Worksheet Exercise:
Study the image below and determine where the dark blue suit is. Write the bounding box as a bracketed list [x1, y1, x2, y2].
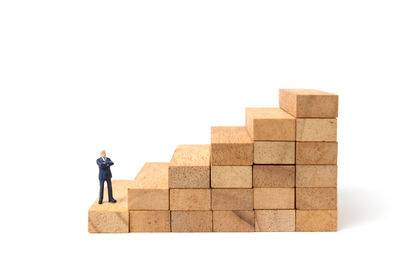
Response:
[97, 157, 115, 202]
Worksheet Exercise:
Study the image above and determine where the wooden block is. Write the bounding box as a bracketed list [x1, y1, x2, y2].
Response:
[171, 211, 212, 232]
[253, 165, 295, 188]
[245, 107, 295, 141]
[169, 144, 210, 188]
[296, 210, 337, 232]
[213, 211, 255, 232]
[279, 89, 338, 118]
[211, 126, 253, 166]
[170, 189, 211, 210]
[128, 162, 169, 211]
[254, 141, 295, 164]
[296, 188, 337, 209]
[88, 180, 133, 233]
[296, 165, 337, 187]
[296, 142, 337, 164]
[255, 210, 295, 232]
[211, 166, 252, 188]
[212, 189, 253, 210]
[129, 211, 170, 232]
[296, 118, 337, 141]
[254, 188, 294, 209]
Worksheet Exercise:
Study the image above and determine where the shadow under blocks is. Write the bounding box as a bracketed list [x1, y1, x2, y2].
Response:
[88, 89, 339, 233]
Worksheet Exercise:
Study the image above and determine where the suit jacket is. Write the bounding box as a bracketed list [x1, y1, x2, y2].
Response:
[97, 157, 114, 180]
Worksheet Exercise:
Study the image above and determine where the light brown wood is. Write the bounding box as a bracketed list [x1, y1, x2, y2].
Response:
[211, 166, 252, 188]
[88, 180, 133, 233]
[296, 118, 337, 141]
[296, 188, 337, 209]
[169, 144, 210, 188]
[129, 211, 170, 232]
[211, 126, 253, 166]
[245, 107, 295, 141]
[171, 211, 212, 232]
[128, 162, 169, 211]
[253, 165, 295, 188]
[296, 165, 337, 187]
[254, 188, 294, 209]
[279, 89, 338, 118]
[254, 141, 295, 164]
[296, 210, 337, 232]
[255, 210, 295, 232]
[170, 189, 211, 210]
[213, 211, 255, 232]
[296, 142, 337, 164]
[212, 189, 254, 210]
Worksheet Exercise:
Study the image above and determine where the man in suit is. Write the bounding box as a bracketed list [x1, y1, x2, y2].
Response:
[96, 150, 117, 204]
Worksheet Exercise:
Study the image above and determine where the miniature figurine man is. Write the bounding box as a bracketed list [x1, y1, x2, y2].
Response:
[96, 150, 117, 204]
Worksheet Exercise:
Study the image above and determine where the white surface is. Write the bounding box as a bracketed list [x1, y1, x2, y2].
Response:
[1, 1, 399, 266]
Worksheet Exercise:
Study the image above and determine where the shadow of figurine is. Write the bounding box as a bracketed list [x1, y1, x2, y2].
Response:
[96, 149, 117, 204]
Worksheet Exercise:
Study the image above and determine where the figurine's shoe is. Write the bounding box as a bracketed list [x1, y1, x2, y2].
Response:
[109, 199, 117, 203]
[98, 200, 103, 204]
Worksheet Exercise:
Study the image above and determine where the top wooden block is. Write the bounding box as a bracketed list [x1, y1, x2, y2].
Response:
[245, 108, 295, 141]
[169, 145, 210, 188]
[279, 89, 338, 118]
[211, 126, 253, 166]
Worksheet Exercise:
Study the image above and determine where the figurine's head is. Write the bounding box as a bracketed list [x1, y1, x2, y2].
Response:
[100, 150, 106, 158]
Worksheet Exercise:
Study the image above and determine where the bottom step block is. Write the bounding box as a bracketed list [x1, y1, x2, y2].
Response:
[255, 210, 295, 232]
[88, 180, 133, 233]
[213, 211, 255, 232]
[296, 210, 337, 232]
[171, 211, 212, 232]
[130, 211, 171, 232]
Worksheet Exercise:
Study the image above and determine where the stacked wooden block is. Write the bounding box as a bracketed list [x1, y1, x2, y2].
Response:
[88, 89, 338, 233]
[280, 89, 338, 231]
[245, 108, 296, 231]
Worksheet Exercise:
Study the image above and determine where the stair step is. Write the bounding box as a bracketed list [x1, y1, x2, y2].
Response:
[88, 180, 133, 233]
[211, 126, 253, 166]
[279, 89, 338, 118]
[245, 107, 295, 141]
[128, 162, 169, 211]
[169, 144, 210, 188]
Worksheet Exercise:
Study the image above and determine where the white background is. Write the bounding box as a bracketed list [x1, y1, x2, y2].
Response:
[1, 0, 399, 266]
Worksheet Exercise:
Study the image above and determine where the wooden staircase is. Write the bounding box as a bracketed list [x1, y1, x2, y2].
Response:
[88, 89, 338, 233]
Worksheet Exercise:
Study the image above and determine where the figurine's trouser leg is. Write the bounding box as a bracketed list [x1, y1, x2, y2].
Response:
[99, 179, 105, 202]
[106, 178, 114, 201]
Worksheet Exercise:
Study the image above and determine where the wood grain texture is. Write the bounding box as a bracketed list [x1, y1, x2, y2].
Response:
[296, 142, 338, 164]
[171, 211, 212, 232]
[254, 188, 295, 209]
[213, 211, 255, 232]
[88, 180, 133, 233]
[296, 188, 337, 210]
[245, 107, 295, 141]
[255, 210, 295, 232]
[296, 118, 337, 141]
[170, 189, 211, 210]
[211, 166, 252, 188]
[296, 165, 337, 187]
[212, 189, 254, 210]
[128, 162, 169, 211]
[296, 210, 337, 232]
[253, 165, 295, 188]
[254, 141, 295, 164]
[169, 145, 210, 188]
[279, 89, 338, 118]
[129, 211, 170, 232]
[211, 126, 253, 166]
